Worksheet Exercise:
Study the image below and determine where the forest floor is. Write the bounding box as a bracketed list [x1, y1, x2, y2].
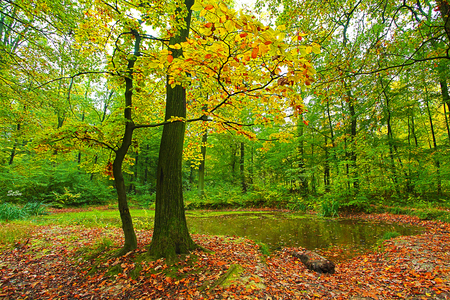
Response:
[0, 211, 449, 299]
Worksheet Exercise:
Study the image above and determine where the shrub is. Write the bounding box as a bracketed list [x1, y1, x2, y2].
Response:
[0, 159, 114, 207]
[287, 197, 311, 212]
[0, 203, 27, 221]
[0, 201, 47, 221]
[382, 231, 401, 240]
[320, 198, 340, 217]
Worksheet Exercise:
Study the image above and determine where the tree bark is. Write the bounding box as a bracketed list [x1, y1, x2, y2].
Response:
[425, 87, 442, 195]
[382, 85, 400, 195]
[113, 29, 142, 255]
[148, 0, 199, 261]
[297, 116, 308, 195]
[437, 0, 450, 42]
[324, 135, 330, 192]
[347, 93, 358, 192]
[240, 142, 247, 193]
[439, 80, 450, 143]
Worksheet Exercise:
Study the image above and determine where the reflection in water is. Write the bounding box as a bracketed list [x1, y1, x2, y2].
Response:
[186, 213, 424, 260]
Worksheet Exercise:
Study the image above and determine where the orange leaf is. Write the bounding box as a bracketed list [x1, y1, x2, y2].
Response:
[204, 4, 214, 10]
[205, 22, 213, 28]
[251, 46, 259, 58]
[240, 32, 248, 38]
[205, 54, 212, 59]
[167, 55, 173, 63]
[264, 41, 272, 45]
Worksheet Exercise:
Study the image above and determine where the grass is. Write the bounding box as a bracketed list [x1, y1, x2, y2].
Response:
[0, 222, 35, 249]
[33, 208, 276, 230]
[382, 231, 401, 240]
[36, 209, 155, 229]
[0, 201, 48, 222]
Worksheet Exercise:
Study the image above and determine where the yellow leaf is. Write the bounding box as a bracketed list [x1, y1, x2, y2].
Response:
[311, 42, 321, 54]
[169, 44, 182, 49]
[224, 20, 234, 32]
[191, 1, 203, 11]
[259, 43, 269, 55]
[219, 2, 228, 12]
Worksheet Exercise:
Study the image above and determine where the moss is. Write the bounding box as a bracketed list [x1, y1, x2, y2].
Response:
[209, 264, 244, 290]
[105, 264, 123, 277]
[129, 264, 143, 280]
[256, 242, 270, 256]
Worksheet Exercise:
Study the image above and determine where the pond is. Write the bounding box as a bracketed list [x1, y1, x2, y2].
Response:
[185, 212, 424, 260]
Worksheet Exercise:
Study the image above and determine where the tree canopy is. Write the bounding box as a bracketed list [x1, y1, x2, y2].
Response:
[1, 0, 450, 259]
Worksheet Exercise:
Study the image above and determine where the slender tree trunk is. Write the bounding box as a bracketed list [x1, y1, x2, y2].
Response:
[439, 80, 450, 143]
[113, 29, 142, 255]
[340, 100, 350, 191]
[144, 144, 149, 185]
[8, 123, 20, 165]
[324, 135, 330, 192]
[297, 116, 308, 195]
[148, 0, 199, 261]
[240, 142, 247, 193]
[310, 141, 316, 194]
[90, 155, 98, 181]
[249, 145, 254, 185]
[198, 131, 207, 197]
[382, 87, 400, 195]
[325, 100, 338, 189]
[411, 110, 419, 148]
[113, 122, 137, 254]
[425, 90, 442, 195]
[231, 144, 237, 177]
[9, 145, 16, 165]
[77, 112, 85, 166]
[348, 96, 358, 192]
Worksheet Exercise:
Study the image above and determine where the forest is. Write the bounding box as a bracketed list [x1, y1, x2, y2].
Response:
[1, 0, 450, 298]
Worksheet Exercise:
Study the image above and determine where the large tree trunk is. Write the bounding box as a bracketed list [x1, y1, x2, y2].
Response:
[148, 0, 199, 261]
[438, 0, 450, 42]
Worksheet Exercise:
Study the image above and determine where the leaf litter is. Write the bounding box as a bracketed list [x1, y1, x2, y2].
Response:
[0, 213, 449, 299]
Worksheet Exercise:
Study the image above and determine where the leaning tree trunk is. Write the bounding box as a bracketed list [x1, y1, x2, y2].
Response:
[113, 128, 138, 255]
[113, 29, 141, 255]
[148, 0, 199, 261]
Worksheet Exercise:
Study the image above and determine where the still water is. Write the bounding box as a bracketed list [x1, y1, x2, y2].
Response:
[186, 212, 424, 259]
